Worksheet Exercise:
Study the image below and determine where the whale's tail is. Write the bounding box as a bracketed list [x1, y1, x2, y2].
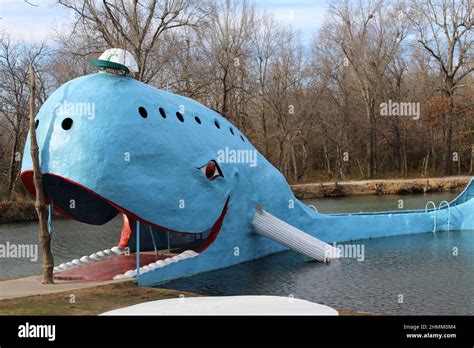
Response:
[253, 205, 341, 262]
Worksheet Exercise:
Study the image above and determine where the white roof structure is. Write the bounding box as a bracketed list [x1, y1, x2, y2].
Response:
[100, 296, 339, 316]
[91, 48, 139, 74]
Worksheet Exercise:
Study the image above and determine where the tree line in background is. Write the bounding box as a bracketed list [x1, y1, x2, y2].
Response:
[0, 0, 473, 200]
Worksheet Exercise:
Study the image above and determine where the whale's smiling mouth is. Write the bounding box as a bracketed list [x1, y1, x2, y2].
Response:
[20, 171, 229, 255]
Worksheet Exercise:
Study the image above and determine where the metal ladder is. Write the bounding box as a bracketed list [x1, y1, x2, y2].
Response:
[425, 201, 437, 233]
[438, 201, 451, 232]
[425, 200, 451, 233]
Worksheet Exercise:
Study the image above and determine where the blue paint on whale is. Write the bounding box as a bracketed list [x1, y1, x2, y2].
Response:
[21, 72, 474, 286]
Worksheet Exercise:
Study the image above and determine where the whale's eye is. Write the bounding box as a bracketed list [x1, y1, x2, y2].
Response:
[61, 118, 73, 130]
[200, 160, 223, 181]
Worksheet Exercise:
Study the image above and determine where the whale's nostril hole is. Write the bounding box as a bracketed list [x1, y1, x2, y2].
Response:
[229, 127, 234, 135]
[61, 118, 73, 130]
[195, 116, 201, 124]
[214, 120, 220, 129]
[35, 119, 39, 129]
[176, 112, 184, 122]
[138, 106, 148, 118]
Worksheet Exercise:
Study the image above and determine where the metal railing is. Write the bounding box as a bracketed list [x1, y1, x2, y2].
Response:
[438, 200, 451, 232]
[425, 201, 437, 233]
[425, 200, 451, 233]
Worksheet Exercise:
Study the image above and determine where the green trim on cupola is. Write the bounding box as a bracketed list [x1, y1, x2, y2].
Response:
[91, 59, 130, 73]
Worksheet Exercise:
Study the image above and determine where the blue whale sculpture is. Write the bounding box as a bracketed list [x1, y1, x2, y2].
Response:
[21, 71, 474, 286]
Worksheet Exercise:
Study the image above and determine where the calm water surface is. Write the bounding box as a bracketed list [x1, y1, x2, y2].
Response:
[2, 192, 473, 315]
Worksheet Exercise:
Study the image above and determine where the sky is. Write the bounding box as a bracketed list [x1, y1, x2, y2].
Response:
[0, 0, 329, 42]
[256, 0, 328, 40]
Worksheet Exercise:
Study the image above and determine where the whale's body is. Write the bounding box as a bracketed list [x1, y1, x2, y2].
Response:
[21, 72, 474, 286]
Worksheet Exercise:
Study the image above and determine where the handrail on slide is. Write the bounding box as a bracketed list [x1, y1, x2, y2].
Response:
[425, 201, 437, 233]
[425, 200, 452, 234]
[438, 200, 451, 232]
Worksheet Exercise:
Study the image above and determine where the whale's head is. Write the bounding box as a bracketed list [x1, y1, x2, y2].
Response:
[20, 72, 254, 246]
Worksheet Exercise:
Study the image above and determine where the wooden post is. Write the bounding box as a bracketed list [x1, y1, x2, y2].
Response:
[28, 64, 54, 284]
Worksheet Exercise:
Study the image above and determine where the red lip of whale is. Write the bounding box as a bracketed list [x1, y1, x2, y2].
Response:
[20, 170, 229, 253]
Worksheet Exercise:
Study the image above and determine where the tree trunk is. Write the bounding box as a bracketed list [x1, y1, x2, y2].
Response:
[470, 144, 474, 175]
[28, 64, 54, 284]
[366, 101, 377, 179]
[431, 126, 436, 176]
[444, 119, 453, 175]
[290, 142, 298, 182]
[443, 79, 455, 176]
[261, 106, 269, 156]
[7, 136, 19, 197]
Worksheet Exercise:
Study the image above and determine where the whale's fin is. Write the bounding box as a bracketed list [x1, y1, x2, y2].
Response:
[253, 205, 341, 262]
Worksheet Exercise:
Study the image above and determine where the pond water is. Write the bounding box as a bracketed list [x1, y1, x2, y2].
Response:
[162, 228, 474, 315]
[2, 191, 473, 315]
[304, 191, 457, 214]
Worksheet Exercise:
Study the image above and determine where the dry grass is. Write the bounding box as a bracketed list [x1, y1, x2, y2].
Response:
[0, 281, 200, 315]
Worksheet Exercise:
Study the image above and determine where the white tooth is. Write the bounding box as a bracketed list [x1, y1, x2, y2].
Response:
[66, 262, 74, 267]
[174, 254, 186, 261]
[113, 274, 126, 280]
[182, 250, 199, 258]
[53, 267, 60, 272]
[89, 253, 100, 260]
[124, 270, 137, 278]
[111, 246, 123, 255]
[72, 259, 81, 266]
[148, 264, 158, 270]
[103, 249, 112, 256]
[96, 251, 105, 258]
[142, 265, 151, 272]
[80, 256, 90, 263]
[154, 260, 165, 268]
[59, 263, 67, 269]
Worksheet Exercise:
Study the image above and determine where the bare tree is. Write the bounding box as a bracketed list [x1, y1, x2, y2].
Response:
[328, 0, 409, 178]
[28, 64, 55, 284]
[406, 0, 473, 175]
[196, 0, 257, 130]
[57, 0, 213, 82]
[252, 13, 280, 156]
[0, 35, 47, 197]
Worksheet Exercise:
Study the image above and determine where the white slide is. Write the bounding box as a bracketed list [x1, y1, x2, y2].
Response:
[253, 205, 341, 262]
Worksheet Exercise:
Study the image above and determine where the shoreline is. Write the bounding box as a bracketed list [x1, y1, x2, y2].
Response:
[0, 176, 470, 224]
[0, 201, 63, 224]
[291, 176, 470, 199]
